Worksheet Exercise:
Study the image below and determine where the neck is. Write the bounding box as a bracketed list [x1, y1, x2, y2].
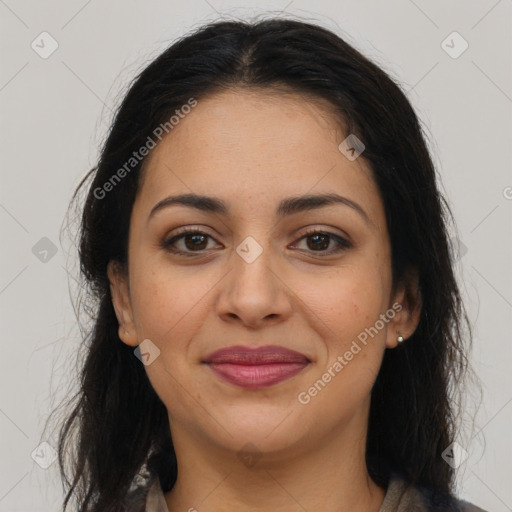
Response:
[164, 413, 386, 512]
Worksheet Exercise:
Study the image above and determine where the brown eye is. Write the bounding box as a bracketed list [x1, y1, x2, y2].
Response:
[294, 229, 352, 255]
[183, 233, 208, 251]
[306, 233, 330, 251]
[162, 229, 219, 255]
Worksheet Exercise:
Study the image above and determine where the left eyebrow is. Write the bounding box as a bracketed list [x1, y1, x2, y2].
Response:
[275, 193, 371, 225]
[148, 192, 371, 226]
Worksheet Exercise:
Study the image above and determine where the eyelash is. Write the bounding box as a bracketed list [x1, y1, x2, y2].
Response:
[161, 227, 352, 257]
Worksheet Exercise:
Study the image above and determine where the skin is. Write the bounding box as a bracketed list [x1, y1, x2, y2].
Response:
[108, 88, 421, 512]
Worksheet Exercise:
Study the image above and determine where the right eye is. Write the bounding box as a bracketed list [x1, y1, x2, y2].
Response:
[161, 228, 222, 256]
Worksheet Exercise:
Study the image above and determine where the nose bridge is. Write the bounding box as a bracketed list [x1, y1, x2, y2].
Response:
[231, 233, 278, 296]
[216, 233, 292, 326]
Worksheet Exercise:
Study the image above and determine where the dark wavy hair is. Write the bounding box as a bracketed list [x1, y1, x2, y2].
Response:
[49, 17, 475, 511]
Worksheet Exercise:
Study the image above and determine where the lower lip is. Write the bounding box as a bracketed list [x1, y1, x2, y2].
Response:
[206, 362, 308, 389]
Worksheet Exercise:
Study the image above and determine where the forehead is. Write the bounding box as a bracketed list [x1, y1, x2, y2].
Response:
[142, 89, 340, 170]
[136, 88, 380, 220]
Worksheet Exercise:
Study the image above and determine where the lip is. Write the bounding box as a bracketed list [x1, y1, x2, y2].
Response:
[203, 345, 310, 389]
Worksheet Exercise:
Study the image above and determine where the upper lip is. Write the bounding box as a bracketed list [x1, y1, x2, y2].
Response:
[203, 345, 310, 365]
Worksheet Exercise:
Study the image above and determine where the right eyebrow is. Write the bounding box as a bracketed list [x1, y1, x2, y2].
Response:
[149, 193, 228, 221]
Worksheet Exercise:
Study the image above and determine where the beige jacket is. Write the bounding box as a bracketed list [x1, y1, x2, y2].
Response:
[141, 475, 488, 512]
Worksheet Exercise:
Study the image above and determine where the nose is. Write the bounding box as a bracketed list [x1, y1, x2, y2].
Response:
[215, 239, 294, 329]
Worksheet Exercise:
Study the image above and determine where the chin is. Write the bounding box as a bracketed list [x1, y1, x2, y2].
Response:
[203, 406, 311, 456]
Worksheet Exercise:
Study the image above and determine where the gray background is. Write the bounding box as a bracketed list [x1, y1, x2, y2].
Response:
[1, 1, 511, 510]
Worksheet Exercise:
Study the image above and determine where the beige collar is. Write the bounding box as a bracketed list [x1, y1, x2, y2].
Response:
[144, 475, 486, 512]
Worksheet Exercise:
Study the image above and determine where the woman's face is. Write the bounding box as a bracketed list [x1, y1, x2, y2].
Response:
[109, 88, 418, 458]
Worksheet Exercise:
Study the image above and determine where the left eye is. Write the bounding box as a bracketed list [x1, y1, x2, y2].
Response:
[293, 230, 352, 254]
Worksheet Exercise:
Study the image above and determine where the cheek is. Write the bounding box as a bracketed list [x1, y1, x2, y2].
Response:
[337, 285, 385, 337]
[297, 280, 388, 414]
[128, 262, 213, 351]
[301, 263, 388, 335]
[128, 265, 212, 416]
[295, 261, 390, 392]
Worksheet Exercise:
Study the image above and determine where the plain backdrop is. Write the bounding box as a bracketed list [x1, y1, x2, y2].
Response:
[1, 1, 511, 511]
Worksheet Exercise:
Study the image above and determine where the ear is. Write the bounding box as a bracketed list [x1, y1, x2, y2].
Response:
[107, 260, 139, 347]
[385, 267, 422, 349]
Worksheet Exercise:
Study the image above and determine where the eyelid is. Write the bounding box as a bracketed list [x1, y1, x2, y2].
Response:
[297, 225, 352, 244]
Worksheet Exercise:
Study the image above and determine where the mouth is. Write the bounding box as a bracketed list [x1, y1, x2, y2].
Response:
[202, 345, 310, 389]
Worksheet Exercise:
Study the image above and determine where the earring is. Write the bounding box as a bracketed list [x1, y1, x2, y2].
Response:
[397, 333, 404, 343]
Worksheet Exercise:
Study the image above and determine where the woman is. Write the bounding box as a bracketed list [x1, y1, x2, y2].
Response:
[54, 18, 486, 512]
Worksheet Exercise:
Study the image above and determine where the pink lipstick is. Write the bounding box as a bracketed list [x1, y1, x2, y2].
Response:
[203, 345, 309, 389]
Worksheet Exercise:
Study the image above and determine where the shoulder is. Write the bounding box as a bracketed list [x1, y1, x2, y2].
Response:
[122, 483, 152, 512]
[122, 473, 163, 512]
[382, 475, 488, 512]
[143, 477, 170, 512]
[124, 475, 169, 512]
